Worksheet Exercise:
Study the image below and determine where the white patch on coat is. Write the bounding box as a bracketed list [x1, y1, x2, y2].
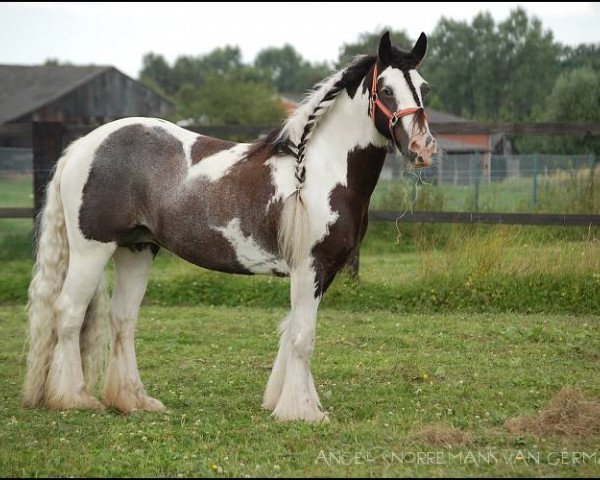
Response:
[265, 155, 296, 208]
[379, 67, 427, 137]
[267, 76, 389, 262]
[213, 218, 288, 275]
[300, 84, 387, 248]
[187, 143, 250, 182]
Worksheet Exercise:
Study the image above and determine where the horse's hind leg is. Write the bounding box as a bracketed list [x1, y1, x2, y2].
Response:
[45, 244, 115, 410]
[102, 246, 165, 414]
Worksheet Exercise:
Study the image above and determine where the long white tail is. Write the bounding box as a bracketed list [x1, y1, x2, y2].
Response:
[23, 152, 110, 407]
[278, 190, 311, 269]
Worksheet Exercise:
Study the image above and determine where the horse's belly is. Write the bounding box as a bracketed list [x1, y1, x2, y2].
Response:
[156, 216, 289, 277]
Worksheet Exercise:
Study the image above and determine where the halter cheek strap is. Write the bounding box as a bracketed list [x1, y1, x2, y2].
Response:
[370, 63, 426, 135]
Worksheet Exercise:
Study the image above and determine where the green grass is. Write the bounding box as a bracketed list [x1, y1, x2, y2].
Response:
[0, 174, 33, 208]
[2, 187, 600, 476]
[1, 305, 600, 477]
[3, 219, 600, 313]
[2, 161, 600, 475]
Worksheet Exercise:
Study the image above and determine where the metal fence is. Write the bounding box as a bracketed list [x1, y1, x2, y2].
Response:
[376, 152, 599, 214]
[1, 143, 599, 219]
[1, 146, 598, 214]
[0, 147, 33, 174]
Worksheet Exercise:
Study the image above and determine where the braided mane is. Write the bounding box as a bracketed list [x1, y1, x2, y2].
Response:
[263, 54, 378, 268]
[247, 55, 377, 188]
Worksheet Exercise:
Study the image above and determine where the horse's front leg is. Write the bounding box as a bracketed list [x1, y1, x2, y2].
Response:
[264, 258, 326, 422]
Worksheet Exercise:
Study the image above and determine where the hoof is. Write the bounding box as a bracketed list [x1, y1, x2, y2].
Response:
[138, 395, 166, 412]
[272, 405, 329, 423]
[102, 393, 165, 414]
[45, 392, 105, 411]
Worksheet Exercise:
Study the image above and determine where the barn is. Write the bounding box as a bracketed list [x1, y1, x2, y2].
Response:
[0, 64, 174, 147]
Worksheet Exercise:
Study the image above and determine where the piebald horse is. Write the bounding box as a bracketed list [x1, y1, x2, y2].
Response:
[24, 32, 436, 421]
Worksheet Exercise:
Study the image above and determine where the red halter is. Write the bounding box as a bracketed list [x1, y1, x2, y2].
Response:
[369, 63, 426, 134]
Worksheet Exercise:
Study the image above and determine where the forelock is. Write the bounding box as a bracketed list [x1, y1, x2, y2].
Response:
[383, 47, 420, 71]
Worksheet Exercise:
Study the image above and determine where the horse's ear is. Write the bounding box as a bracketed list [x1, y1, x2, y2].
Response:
[378, 31, 393, 63]
[411, 32, 428, 67]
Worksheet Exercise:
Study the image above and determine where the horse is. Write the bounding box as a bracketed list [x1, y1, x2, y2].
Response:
[23, 31, 437, 422]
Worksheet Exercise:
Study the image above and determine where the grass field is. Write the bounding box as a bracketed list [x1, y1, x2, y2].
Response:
[1, 185, 600, 476]
[0, 175, 33, 208]
[2, 306, 600, 477]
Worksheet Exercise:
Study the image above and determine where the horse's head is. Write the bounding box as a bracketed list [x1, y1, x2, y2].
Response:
[369, 31, 437, 167]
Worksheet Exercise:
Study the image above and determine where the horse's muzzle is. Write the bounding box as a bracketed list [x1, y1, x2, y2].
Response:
[409, 133, 437, 168]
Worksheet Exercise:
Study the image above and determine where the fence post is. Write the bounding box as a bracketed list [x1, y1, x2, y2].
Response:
[32, 122, 66, 220]
[532, 153, 538, 208]
[589, 152, 596, 203]
[471, 153, 480, 211]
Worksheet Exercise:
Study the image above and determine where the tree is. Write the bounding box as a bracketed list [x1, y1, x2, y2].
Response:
[496, 8, 561, 120]
[44, 58, 72, 66]
[140, 53, 175, 94]
[561, 43, 600, 72]
[254, 45, 332, 93]
[175, 75, 286, 126]
[544, 67, 600, 154]
[336, 28, 412, 68]
[424, 8, 561, 121]
[140, 46, 246, 95]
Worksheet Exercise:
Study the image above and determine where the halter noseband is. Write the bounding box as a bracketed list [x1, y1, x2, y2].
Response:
[369, 63, 426, 137]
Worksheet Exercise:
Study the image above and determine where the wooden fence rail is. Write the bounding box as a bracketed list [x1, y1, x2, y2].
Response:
[3, 122, 600, 138]
[370, 211, 600, 226]
[6, 207, 600, 226]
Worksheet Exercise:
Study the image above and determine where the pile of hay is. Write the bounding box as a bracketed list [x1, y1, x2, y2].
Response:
[506, 387, 600, 437]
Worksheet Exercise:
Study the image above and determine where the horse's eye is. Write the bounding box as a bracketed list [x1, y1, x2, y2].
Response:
[421, 83, 431, 98]
[381, 87, 393, 96]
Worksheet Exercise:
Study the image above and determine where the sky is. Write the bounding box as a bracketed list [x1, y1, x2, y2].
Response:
[0, 2, 598, 79]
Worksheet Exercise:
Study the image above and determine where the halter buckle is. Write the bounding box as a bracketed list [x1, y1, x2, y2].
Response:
[389, 112, 400, 127]
[370, 92, 378, 107]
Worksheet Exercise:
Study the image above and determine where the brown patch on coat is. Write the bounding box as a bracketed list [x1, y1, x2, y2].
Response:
[506, 388, 600, 437]
[79, 124, 185, 245]
[311, 144, 387, 293]
[190, 136, 236, 165]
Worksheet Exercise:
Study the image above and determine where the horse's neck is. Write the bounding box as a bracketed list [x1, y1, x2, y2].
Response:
[303, 87, 388, 201]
